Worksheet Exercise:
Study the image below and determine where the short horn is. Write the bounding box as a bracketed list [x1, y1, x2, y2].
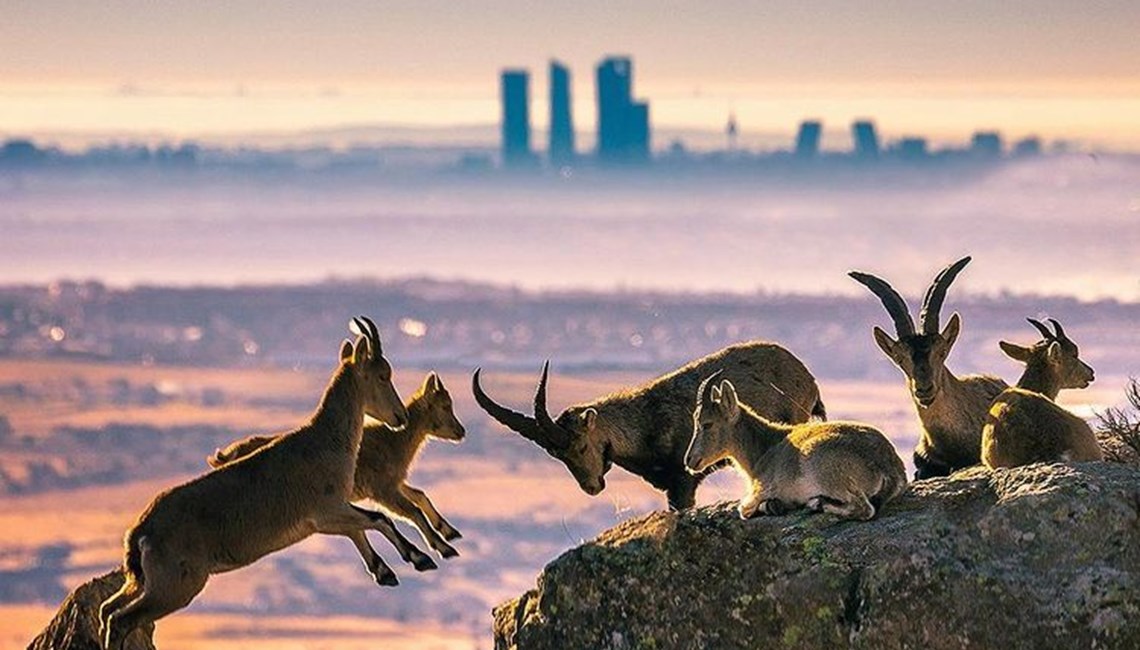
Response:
[360, 316, 382, 353]
[1027, 318, 1054, 341]
[534, 361, 573, 449]
[848, 271, 916, 337]
[349, 316, 368, 339]
[471, 368, 543, 442]
[1046, 318, 1068, 341]
[919, 256, 971, 334]
[697, 369, 725, 406]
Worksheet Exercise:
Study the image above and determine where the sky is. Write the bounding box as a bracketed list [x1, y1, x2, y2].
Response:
[2, 0, 1139, 149]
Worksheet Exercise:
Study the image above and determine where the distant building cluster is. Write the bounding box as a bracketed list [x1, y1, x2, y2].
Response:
[501, 56, 650, 169]
[499, 55, 1049, 170]
[0, 55, 1070, 176]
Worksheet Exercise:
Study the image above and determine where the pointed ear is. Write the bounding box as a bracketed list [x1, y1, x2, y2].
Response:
[1047, 341, 1063, 364]
[424, 371, 442, 393]
[941, 312, 961, 348]
[340, 338, 354, 363]
[351, 336, 372, 365]
[581, 408, 598, 431]
[710, 384, 723, 404]
[718, 380, 741, 422]
[999, 340, 1032, 362]
[872, 326, 898, 357]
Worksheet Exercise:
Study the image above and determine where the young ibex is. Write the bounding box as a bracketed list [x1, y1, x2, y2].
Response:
[98, 318, 434, 650]
[473, 341, 826, 510]
[208, 371, 466, 560]
[981, 318, 1103, 468]
[686, 372, 907, 520]
[849, 256, 1008, 479]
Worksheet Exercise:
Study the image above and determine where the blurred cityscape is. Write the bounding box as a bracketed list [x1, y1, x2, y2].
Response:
[0, 55, 1103, 179]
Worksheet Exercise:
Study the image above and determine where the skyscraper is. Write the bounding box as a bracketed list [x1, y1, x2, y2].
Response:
[501, 69, 532, 167]
[595, 56, 650, 164]
[794, 120, 822, 158]
[852, 120, 880, 160]
[548, 60, 575, 165]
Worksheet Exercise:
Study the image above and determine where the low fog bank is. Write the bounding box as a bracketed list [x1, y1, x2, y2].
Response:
[0, 155, 1137, 300]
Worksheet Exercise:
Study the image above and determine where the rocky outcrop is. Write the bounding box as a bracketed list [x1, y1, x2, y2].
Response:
[494, 463, 1140, 650]
[28, 570, 154, 650]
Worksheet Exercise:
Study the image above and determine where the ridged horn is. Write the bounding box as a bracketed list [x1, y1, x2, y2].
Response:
[471, 368, 544, 443]
[918, 256, 971, 335]
[697, 369, 725, 406]
[1027, 318, 1055, 341]
[534, 361, 573, 449]
[848, 271, 916, 338]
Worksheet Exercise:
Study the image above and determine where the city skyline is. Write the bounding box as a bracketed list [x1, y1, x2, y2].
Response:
[1, 2, 1139, 149]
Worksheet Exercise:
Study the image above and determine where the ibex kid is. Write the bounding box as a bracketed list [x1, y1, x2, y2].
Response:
[686, 371, 907, 520]
[982, 318, 1103, 468]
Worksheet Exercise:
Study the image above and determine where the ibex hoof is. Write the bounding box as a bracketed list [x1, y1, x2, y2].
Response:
[438, 545, 460, 559]
[412, 555, 438, 572]
[442, 528, 462, 542]
[375, 572, 399, 587]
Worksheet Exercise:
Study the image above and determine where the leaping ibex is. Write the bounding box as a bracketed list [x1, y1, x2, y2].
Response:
[982, 318, 1102, 468]
[209, 371, 467, 562]
[98, 318, 434, 650]
[472, 341, 825, 510]
[686, 372, 906, 520]
[849, 256, 1008, 479]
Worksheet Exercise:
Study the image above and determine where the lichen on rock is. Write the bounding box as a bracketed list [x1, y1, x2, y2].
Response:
[494, 463, 1140, 650]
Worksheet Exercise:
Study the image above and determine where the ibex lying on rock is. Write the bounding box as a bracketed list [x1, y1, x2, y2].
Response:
[98, 318, 433, 650]
[982, 318, 1103, 468]
[209, 371, 466, 560]
[473, 341, 825, 510]
[686, 372, 907, 520]
[850, 256, 1008, 479]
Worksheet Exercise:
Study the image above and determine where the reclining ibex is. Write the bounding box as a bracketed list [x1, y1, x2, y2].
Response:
[849, 256, 1008, 479]
[209, 371, 466, 561]
[472, 341, 825, 510]
[982, 318, 1103, 468]
[98, 318, 433, 650]
[685, 371, 906, 520]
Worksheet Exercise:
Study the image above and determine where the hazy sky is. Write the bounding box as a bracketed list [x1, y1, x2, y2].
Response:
[3, 1, 1139, 147]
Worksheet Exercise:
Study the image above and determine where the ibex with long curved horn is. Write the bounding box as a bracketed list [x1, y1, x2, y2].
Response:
[472, 341, 826, 510]
[849, 256, 1007, 479]
[982, 318, 1102, 468]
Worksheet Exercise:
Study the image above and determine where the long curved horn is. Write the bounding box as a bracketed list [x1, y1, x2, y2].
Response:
[1027, 318, 1054, 341]
[534, 361, 573, 449]
[471, 368, 543, 442]
[918, 256, 971, 334]
[697, 369, 725, 406]
[1046, 318, 1068, 342]
[848, 271, 915, 337]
